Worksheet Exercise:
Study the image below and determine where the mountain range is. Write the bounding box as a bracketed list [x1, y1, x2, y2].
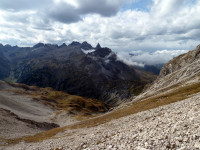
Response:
[0, 41, 156, 105]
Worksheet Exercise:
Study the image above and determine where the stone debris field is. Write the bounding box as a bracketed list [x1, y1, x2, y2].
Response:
[6, 92, 200, 150]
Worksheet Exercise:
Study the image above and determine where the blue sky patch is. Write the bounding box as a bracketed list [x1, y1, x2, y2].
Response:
[121, 0, 153, 12]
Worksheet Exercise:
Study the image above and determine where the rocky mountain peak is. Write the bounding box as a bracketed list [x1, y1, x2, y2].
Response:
[59, 43, 67, 48]
[90, 47, 112, 58]
[81, 41, 93, 50]
[69, 41, 81, 47]
[44, 44, 58, 49]
[95, 43, 101, 50]
[33, 43, 45, 48]
[4, 44, 12, 48]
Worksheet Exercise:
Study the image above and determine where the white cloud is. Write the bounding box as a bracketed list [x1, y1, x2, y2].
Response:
[117, 49, 189, 66]
[151, 0, 185, 17]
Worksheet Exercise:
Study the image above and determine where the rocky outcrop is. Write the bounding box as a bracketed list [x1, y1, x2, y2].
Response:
[68, 41, 81, 47]
[33, 43, 45, 48]
[137, 45, 200, 98]
[81, 41, 93, 50]
[160, 44, 200, 78]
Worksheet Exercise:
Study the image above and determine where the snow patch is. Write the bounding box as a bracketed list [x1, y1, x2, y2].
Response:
[104, 59, 110, 63]
[31, 48, 39, 52]
[81, 48, 96, 54]
[106, 51, 115, 59]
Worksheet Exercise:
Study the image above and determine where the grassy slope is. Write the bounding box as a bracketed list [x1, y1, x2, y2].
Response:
[4, 80, 200, 145]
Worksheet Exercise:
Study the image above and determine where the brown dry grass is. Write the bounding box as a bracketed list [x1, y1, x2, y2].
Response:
[5, 81, 200, 145]
[7, 82, 39, 91]
[7, 83, 111, 117]
[31, 89, 111, 116]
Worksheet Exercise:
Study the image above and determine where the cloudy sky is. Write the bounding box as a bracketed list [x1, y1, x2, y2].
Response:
[0, 0, 199, 64]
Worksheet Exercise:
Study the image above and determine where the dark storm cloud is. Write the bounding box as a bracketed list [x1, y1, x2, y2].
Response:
[78, 0, 122, 17]
[30, 15, 53, 30]
[0, 0, 123, 24]
[46, 0, 123, 23]
[47, 2, 82, 24]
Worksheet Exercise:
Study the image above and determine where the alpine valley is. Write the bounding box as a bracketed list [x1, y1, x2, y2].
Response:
[0, 41, 156, 105]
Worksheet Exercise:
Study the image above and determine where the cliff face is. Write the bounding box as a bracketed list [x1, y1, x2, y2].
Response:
[159, 45, 200, 78]
[135, 45, 200, 100]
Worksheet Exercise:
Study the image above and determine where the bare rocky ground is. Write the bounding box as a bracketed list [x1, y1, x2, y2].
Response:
[0, 108, 45, 140]
[2, 92, 199, 150]
[0, 81, 77, 142]
[138, 45, 200, 100]
[0, 81, 55, 123]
